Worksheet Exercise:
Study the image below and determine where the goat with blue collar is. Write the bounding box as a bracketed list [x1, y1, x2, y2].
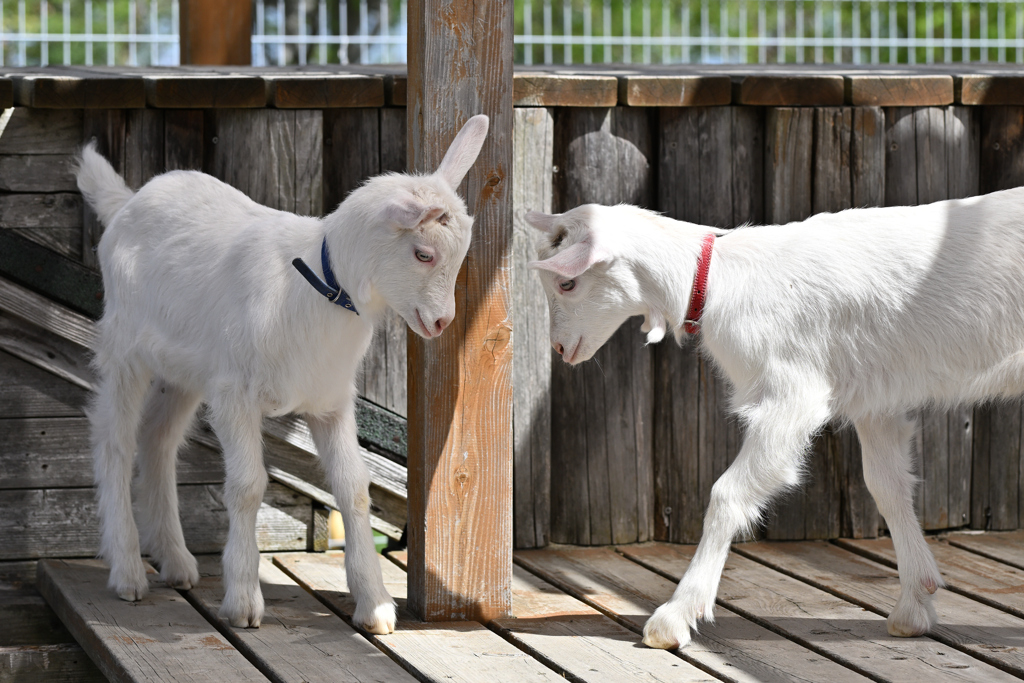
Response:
[77, 115, 489, 635]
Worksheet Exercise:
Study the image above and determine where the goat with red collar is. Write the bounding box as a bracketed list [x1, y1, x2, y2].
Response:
[526, 190, 1024, 649]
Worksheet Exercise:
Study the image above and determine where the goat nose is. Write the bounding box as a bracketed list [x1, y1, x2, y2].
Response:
[435, 316, 451, 334]
[553, 342, 564, 355]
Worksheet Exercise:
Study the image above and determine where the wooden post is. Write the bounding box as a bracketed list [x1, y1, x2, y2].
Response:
[179, 0, 252, 66]
[405, 0, 513, 620]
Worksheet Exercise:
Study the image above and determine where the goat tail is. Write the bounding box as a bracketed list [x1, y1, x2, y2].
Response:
[75, 140, 134, 227]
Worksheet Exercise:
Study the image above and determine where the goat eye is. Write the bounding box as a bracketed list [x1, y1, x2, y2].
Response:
[559, 279, 576, 292]
[415, 249, 434, 263]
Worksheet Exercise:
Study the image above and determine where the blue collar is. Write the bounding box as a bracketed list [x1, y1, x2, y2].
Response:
[291, 238, 359, 314]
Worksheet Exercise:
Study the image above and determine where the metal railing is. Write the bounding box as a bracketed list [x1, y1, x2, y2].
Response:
[1, 0, 179, 66]
[516, 0, 1024, 64]
[2, 0, 1023, 67]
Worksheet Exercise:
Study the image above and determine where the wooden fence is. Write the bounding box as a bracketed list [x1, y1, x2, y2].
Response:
[2, 67, 1024, 568]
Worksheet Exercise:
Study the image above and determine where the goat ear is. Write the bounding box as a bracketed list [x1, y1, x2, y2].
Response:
[528, 239, 609, 280]
[436, 115, 489, 189]
[525, 210, 558, 233]
[384, 194, 445, 230]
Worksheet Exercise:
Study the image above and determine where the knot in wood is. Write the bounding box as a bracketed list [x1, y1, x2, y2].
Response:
[454, 466, 470, 485]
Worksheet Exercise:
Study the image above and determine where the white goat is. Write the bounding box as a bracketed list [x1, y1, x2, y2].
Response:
[76, 115, 489, 633]
[527, 190, 1024, 649]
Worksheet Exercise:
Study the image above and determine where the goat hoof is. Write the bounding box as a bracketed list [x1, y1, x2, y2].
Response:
[220, 587, 265, 629]
[887, 592, 936, 637]
[357, 601, 397, 635]
[643, 604, 692, 650]
[159, 550, 200, 590]
[110, 561, 149, 602]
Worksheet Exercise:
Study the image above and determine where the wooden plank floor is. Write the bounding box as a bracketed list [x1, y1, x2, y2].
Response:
[30, 533, 1024, 682]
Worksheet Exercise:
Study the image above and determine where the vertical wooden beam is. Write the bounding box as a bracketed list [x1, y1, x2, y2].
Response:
[512, 107, 553, 549]
[179, 0, 252, 66]
[406, 0, 513, 621]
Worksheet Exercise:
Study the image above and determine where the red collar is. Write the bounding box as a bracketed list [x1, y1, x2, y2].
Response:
[683, 233, 716, 335]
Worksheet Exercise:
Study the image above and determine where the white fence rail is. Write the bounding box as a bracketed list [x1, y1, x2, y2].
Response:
[2, 0, 1023, 67]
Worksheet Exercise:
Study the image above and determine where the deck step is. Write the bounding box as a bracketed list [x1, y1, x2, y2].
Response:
[36, 558, 267, 682]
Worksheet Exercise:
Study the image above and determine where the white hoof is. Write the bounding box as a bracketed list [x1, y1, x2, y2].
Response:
[887, 588, 937, 637]
[158, 549, 200, 590]
[355, 600, 397, 635]
[109, 559, 149, 602]
[643, 603, 693, 650]
[220, 586, 265, 629]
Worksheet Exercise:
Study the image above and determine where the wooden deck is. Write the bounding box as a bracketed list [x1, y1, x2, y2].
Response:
[16, 532, 1023, 682]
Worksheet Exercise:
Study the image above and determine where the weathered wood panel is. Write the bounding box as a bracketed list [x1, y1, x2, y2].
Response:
[405, 0, 514, 622]
[275, 553, 558, 682]
[549, 107, 654, 546]
[163, 109, 205, 171]
[512, 107, 553, 550]
[185, 555, 414, 683]
[0, 155, 77, 192]
[205, 109, 323, 214]
[946, 529, 1024, 570]
[0, 417, 224, 489]
[0, 590, 75, 646]
[0, 643, 107, 683]
[653, 106, 759, 544]
[625, 542, 1019, 681]
[838, 536, 1024, 619]
[0, 483, 314, 560]
[515, 546, 869, 683]
[0, 109, 83, 155]
[37, 558, 265, 683]
[737, 540, 1024, 676]
[81, 110, 126, 270]
[0, 350, 87, 418]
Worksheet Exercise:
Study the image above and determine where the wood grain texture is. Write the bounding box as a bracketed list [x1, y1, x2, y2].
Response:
[623, 542, 1017, 682]
[37, 558, 266, 683]
[618, 75, 731, 107]
[163, 109, 205, 171]
[733, 74, 844, 105]
[549, 107, 654, 547]
[275, 553, 560, 682]
[764, 107, 813, 224]
[145, 74, 266, 108]
[736, 540, 1024, 677]
[265, 73, 385, 108]
[513, 74, 617, 107]
[512, 107, 553, 550]
[0, 483, 314, 560]
[185, 555, 413, 682]
[81, 109, 126, 270]
[958, 75, 1024, 105]
[515, 546, 870, 683]
[406, 0, 514, 622]
[0, 416, 224, 489]
[0, 589, 74, 646]
[0, 154, 77, 192]
[205, 109, 323, 215]
[9, 70, 145, 108]
[945, 530, 1024, 571]
[390, 550, 714, 683]
[838, 537, 1024, 619]
[851, 106, 885, 209]
[179, 0, 252, 66]
[846, 75, 954, 106]
[0, 643, 106, 683]
[0, 350, 87, 418]
[124, 108, 165, 191]
[0, 193, 83, 229]
[654, 106, 758, 544]
[0, 108, 82, 155]
[0, 274, 96, 349]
